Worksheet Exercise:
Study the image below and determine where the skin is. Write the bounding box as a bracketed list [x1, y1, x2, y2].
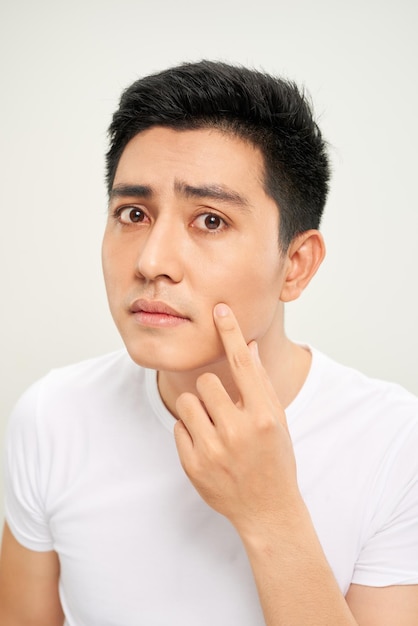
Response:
[175, 303, 418, 625]
[1, 126, 417, 624]
[102, 127, 317, 409]
[0, 523, 64, 625]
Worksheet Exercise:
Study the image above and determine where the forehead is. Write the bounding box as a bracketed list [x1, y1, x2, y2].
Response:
[113, 126, 268, 198]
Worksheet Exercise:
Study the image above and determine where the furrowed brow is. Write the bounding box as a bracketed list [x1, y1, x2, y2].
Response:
[175, 181, 251, 211]
[110, 184, 153, 199]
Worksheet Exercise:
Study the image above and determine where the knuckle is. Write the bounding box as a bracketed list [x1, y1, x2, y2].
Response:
[201, 436, 222, 460]
[176, 392, 197, 417]
[256, 412, 277, 433]
[187, 455, 204, 477]
[222, 424, 241, 448]
[232, 348, 253, 370]
[197, 371, 218, 389]
[217, 316, 237, 333]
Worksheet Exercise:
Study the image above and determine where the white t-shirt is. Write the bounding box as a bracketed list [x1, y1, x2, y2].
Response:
[4, 348, 418, 625]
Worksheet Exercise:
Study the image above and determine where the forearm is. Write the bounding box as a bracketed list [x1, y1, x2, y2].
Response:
[0, 524, 64, 626]
[238, 500, 358, 626]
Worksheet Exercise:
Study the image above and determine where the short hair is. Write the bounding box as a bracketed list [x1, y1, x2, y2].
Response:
[106, 60, 330, 249]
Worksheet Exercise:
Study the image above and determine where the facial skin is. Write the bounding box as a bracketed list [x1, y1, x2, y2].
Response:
[102, 126, 323, 407]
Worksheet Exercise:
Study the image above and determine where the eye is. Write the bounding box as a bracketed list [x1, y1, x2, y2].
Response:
[116, 206, 148, 224]
[194, 213, 227, 232]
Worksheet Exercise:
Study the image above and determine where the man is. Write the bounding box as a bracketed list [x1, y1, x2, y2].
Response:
[0, 60, 417, 625]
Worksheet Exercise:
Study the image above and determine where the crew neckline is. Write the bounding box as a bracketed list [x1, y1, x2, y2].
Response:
[145, 346, 323, 434]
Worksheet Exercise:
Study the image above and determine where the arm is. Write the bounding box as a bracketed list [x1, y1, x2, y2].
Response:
[174, 303, 417, 625]
[346, 583, 418, 625]
[0, 523, 64, 626]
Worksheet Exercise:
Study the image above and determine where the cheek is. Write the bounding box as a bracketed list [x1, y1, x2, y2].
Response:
[102, 251, 117, 298]
[201, 258, 283, 338]
[101, 232, 115, 279]
[233, 289, 280, 341]
[102, 236, 132, 288]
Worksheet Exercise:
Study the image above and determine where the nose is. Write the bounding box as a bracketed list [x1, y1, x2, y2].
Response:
[135, 215, 184, 283]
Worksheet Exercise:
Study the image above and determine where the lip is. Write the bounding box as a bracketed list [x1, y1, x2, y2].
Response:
[130, 299, 187, 317]
[130, 299, 190, 328]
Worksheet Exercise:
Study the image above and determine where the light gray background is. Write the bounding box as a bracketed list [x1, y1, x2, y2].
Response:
[1, 0, 417, 526]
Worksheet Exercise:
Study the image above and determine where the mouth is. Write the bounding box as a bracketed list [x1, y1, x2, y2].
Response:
[130, 299, 191, 328]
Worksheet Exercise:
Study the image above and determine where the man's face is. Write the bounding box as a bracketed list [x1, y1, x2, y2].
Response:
[102, 126, 288, 373]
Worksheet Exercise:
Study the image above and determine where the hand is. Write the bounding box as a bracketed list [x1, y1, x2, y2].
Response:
[174, 303, 301, 536]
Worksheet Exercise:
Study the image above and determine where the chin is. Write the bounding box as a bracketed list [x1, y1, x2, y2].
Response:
[124, 342, 223, 374]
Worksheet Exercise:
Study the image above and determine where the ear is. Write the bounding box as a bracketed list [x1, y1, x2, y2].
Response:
[279, 230, 326, 303]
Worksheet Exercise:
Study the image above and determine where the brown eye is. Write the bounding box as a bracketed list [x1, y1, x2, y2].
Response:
[204, 214, 222, 230]
[128, 208, 145, 223]
[118, 207, 147, 224]
[193, 212, 227, 233]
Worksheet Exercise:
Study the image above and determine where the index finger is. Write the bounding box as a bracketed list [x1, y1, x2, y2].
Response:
[213, 303, 262, 404]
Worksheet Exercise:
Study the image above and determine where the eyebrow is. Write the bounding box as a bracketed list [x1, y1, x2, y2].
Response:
[110, 184, 152, 199]
[110, 181, 252, 211]
[174, 181, 251, 210]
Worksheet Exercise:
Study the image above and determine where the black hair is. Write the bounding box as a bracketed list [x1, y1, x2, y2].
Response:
[106, 60, 330, 248]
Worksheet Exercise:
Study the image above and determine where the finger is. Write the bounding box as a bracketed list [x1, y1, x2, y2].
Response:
[248, 340, 277, 403]
[213, 303, 263, 406]
[195, 372, 239, 426]
[174, 418, 203, 482]
[173, 418, 192, 449]
[175, 391, 214, 442]
[248, 339, 290, 432]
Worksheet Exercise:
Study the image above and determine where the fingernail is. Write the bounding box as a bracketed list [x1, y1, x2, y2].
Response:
[249, 341, 260, 360]
[214, 303, 230, 317]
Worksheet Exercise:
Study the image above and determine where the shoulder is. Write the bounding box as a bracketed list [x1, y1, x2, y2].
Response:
[292, 347, 418, 479]
[7, 350, 145, 435]
[293, 349, 418, 590]
[310, 347, 418, 425]
[44, 348, 140, 392]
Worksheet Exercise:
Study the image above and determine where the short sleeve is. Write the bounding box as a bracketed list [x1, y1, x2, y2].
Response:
[351, 421, 418, 586]
[3, 379, 54, 551]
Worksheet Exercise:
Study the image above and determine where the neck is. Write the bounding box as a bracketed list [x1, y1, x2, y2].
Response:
[157, 313, 311, 419]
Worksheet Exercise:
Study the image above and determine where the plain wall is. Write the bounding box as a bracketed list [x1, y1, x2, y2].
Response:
[1, 0, 417, 526]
